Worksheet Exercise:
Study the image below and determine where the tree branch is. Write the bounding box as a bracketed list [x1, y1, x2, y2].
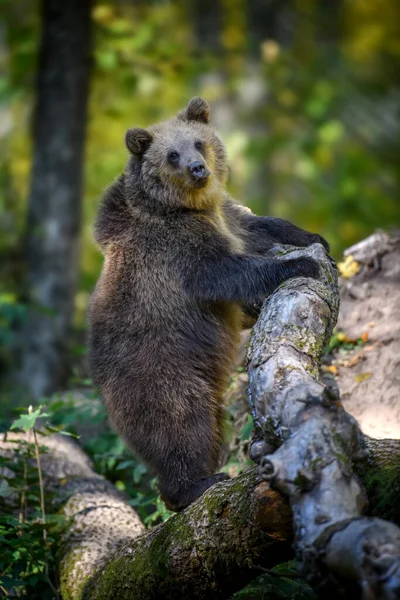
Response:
[247, 242, 400, 598]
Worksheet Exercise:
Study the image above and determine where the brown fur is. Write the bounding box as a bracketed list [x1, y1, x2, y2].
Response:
[88, 98, 328, 511]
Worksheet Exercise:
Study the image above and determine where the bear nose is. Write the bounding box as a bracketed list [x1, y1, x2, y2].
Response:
[189, 160, 209, 179]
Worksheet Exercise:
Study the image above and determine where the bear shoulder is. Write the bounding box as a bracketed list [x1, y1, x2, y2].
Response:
[94, 174, 132, 249]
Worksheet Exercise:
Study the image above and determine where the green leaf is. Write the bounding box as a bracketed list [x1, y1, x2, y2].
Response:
[239, 415, 254, 441]
[0, 480, 13, 498]
[115, 459, 136, 470]
[133, 462, 147, 484]
[10, 409, 41, 431]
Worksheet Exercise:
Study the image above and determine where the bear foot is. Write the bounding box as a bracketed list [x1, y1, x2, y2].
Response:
[162, 472, 230, 512]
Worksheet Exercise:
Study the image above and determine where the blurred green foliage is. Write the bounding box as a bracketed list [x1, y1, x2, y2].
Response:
[1, 0, 399, 320]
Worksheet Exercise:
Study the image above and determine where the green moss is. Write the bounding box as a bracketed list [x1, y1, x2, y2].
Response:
[82, 470, 266, 599]
[262, 417, 280, 449]
[283, 323, 324, 362]
[355, 461, 400, 525]
[82, 502, 217, 599]
[59, 548, 90, 600]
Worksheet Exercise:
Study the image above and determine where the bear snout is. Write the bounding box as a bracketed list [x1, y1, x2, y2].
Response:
[188, 160, 210, 182]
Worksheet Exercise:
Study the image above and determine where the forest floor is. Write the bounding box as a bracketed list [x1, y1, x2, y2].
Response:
[326, 234, 400, 439]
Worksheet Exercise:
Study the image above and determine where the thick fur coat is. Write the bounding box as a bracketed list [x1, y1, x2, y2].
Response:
[88, 98, 328, 510]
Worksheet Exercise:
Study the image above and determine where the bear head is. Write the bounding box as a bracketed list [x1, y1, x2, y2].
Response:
[124, 98, 229, 211]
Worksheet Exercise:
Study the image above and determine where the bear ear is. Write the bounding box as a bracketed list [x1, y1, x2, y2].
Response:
[178, 97, 211, 124]
[125, 128, 153, 156]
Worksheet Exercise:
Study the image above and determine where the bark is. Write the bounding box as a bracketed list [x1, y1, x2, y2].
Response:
[20, 0, 93, 398]
[247, 241, 400, 599]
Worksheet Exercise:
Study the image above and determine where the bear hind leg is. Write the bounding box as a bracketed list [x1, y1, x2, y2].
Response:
[160, 472, 229, 512]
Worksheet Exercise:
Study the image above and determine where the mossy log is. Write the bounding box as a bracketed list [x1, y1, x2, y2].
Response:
[0, 432, 292, 599]
[81, 469, 293, 600]
[247, 242, 400, 599]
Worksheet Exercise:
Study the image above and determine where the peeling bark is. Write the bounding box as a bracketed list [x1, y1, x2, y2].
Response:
[247, 241, 400, 599]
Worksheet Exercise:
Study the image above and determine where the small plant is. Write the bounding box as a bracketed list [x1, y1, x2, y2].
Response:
[129, 478, 173, 526]
[0, 405, 73, 598]
[327, 329, 368, 354]
[231, 560, 317, 599]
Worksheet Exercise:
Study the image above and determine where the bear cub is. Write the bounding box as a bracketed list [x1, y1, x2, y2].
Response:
[88, 97, 329, 511]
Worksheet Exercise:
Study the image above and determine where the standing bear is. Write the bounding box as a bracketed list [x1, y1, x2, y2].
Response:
[88, 97, 329, 511]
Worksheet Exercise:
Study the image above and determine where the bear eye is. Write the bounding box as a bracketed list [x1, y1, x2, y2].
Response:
[194, 141, 203, 152]
[168, 150, 180, 162]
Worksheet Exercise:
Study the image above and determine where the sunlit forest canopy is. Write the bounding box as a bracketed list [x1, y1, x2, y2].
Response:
[1, 0, 400, 315]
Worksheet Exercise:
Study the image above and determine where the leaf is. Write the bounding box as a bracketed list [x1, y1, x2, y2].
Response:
[43, 424, 79, 438]
[116, 459, 136, 471]
[95, 50, 118, 71]
[354, 372, 372, 383]
[318, 120, 344, 144]
[59, 430, 80, 438]
[337, 255, 360, 279]
[133, 462, 147, 484]
[0, 480, 13, 498]
[10, 409, 42, 432]
[92, 4, 114, 25]
[239, 414, 254, 441]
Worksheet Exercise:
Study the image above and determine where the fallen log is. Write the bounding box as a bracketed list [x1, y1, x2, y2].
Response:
[247, 241, 400, 598]
[0, 432, 293, 599]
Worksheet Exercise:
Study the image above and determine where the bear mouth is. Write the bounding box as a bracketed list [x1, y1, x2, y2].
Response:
[190, 176, 209, 189]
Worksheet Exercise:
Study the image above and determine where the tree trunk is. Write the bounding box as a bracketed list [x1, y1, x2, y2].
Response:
[20, 0, 93, 398]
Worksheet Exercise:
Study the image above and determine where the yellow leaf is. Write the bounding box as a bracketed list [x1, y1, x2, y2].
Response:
[321, 364, 338, 375]
[338, 255, 360, 279]
[354, 372, 372, 383]
[261, 40, 280, 64]
[92, 5, 114, 25]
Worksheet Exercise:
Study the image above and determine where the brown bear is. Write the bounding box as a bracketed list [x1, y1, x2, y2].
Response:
[88, 97, 328, 511]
